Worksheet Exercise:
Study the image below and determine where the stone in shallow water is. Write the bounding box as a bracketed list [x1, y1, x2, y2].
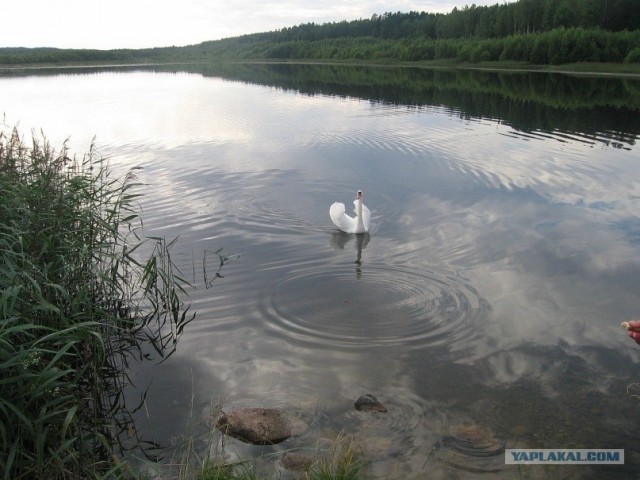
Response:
[354, 394, 388, 412]
[443, 423, 504, 454]
[438, 423, 505, 473]
[509, 424, 529, 437]
[281, 452, 315, 471]
[216, 407, 293, 445]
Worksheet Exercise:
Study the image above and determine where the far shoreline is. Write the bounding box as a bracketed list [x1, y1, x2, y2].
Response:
[1, 59, 640, 78]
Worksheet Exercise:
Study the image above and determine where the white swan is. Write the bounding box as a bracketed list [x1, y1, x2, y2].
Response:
[330, 190, 371, 233]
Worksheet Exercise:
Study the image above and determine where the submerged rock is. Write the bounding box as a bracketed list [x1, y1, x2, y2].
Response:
[281, 452, 315, 471]
[438, 423, 505, 473]
[443, 423, 504, 454]
[354, 394, 387, 413]
[216, 407, 294, 445]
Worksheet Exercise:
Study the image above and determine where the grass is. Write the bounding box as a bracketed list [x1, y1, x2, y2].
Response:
[195, 460, 257, 480]
[0, 126, 192, 479]
[188, 432, 367, 480]
[305, 435, 368, 480]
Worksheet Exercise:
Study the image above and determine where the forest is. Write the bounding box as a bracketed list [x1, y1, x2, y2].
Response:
[1, 0, 639, 66]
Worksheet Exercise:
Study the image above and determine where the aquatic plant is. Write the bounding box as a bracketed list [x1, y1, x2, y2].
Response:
[305, 434, 368, 480]
[0, 126, 192, 479]
[195, 460, 257, 480]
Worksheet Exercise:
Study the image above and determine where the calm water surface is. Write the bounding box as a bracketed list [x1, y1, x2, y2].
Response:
[2, 64, 640, 478]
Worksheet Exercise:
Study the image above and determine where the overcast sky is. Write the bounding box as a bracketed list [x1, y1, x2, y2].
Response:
[1, 0, 511, 50]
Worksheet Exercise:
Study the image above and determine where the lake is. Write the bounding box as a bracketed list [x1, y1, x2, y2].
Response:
[2, 63, 640, 478]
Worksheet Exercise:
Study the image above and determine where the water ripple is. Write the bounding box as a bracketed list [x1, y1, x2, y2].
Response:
[260, 263, 489, 351]
[341, 388, 439, 469]
[139, 166, 327, 237]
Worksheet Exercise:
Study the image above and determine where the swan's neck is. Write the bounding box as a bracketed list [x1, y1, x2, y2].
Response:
[355, 199, 364, 231]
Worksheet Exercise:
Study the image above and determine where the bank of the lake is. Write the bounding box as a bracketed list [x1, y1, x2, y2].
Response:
[2, 59, 640, 79]
[2, 8, 639, 74]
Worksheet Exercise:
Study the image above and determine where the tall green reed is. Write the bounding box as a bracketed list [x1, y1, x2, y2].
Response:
[0, 127, 192, 479]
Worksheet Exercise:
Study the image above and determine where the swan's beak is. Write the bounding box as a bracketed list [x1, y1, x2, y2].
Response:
[356, 190, 362, 200]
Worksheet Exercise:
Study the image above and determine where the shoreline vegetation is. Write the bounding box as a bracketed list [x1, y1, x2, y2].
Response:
[1, 1, 639, 76]
[0, 127, 194, 478]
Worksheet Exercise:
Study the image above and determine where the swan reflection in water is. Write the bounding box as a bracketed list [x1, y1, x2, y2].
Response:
[329, 231, 370, 278]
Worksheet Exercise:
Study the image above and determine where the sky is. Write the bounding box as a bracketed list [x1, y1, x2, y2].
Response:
[1, 0, 511, 50]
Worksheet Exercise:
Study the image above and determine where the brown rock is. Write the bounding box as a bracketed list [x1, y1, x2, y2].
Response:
[442, 423, 504, 456]
[281, 452, 314, 471]
[354, 394, 387, 412]
[216, 407, 292, 445]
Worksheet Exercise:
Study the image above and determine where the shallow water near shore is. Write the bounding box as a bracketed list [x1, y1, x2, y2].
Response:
[2, 63, 640, 478]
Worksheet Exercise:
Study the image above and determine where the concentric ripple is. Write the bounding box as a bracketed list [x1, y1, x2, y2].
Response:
[338, 388, 442, 478]
[260, 263, 489, 350]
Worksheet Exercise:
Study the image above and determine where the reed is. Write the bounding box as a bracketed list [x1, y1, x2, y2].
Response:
[0, 126, 192, 479]
[194, 460, 257, 480]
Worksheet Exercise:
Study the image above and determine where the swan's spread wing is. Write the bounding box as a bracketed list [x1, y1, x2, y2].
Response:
[330, 202, 356, 233]
[361, 203, 371, 232]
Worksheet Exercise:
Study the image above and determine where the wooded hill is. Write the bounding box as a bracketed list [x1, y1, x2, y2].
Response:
[1, 0, 639, 66]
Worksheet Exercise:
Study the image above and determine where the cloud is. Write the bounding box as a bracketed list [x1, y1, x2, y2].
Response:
[1, 0, 509, 49]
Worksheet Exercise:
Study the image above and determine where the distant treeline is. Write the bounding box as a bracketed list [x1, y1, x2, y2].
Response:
[197, 27, 640, 64]
[223, 0, 640, 42]
[1, 0, 639, 66]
